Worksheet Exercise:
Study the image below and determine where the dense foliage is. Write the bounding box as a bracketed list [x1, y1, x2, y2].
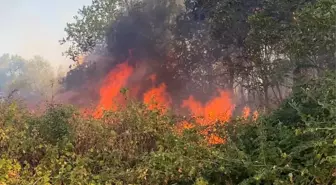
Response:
[0, 72, 335, 184]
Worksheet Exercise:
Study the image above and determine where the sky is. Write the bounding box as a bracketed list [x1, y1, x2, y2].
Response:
[0, 0, 92, 68]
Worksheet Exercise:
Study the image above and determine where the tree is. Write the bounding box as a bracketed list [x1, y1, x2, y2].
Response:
[60, 0, 123, 61]
[187, 0, 335, 109]
[0, 54, 27, 95]
[61, 0, 335, 110]
[287, 0, 336, 77]
[7, 56, 58, 101]
[247, 0, 336, 96]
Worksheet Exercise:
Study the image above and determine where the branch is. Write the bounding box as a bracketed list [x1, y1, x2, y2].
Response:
[7, 89, 18, 100]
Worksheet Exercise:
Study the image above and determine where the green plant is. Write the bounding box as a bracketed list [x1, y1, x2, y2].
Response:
[0, 72, 335, 184]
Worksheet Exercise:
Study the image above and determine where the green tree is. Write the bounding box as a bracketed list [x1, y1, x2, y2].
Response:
[247, 0, 336, 93]
[60, 0, 123, 61]
[189, 0, 335, 108]
[288, 0, 336, 78]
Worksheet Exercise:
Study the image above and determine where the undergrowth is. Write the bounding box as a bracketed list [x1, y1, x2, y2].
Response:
[0, 72, 335, 185]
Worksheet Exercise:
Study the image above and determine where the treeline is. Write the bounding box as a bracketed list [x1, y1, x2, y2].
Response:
[61, 0, 336, 110]
[0, 54, 65, 102]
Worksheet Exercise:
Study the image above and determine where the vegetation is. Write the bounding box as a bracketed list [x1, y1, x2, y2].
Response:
[61, 0, 336, 109]
[1, 0, 335, 184]
[0, 54, 64, 102]
[0, 72, 335, 184]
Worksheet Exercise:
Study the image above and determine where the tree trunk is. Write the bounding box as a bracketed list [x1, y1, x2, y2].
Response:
[263, 84, 269, 109]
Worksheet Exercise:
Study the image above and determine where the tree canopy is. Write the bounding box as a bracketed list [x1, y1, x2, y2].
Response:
[61, 0, 336, 110]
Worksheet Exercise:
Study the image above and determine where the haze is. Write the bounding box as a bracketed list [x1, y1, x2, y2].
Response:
[0, 0, 92, 68]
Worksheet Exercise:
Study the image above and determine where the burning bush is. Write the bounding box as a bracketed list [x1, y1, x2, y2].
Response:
[0, 71, 335, 184]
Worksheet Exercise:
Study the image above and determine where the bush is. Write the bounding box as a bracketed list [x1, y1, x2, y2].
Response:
[0, 72, 335, 184]
[29, 104, 75, 145]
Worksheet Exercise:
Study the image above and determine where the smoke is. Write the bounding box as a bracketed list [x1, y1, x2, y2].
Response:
[60, 0, 242, 112]
[106, 0, 180, 60]
[102, 0, 221, 104]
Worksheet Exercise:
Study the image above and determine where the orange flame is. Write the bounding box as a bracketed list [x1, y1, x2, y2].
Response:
[179, 90, 234, 144]
[143, 83, 171, 113]
[93, 62, 134, 118]
[242, 106, 251, 120]
[182, 90, 234, 125]
[88, 54, 258, 144]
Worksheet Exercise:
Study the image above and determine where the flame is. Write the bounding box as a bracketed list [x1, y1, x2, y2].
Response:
[182, 90, 234, 125]
[179, 90, 234, 144]
[88, 52, 258, 144]
[93, 62, 134, 118]
[143, 83, 171, 113]
[242, 106, 251, 120]
[207, 134, 225, 145]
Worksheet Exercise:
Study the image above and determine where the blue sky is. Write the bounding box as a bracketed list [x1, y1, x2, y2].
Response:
[0, 0, 92, 68]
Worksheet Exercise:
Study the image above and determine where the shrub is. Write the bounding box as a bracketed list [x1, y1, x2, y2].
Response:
[29, 104, 75, 145]
[0, 72, 335, 184]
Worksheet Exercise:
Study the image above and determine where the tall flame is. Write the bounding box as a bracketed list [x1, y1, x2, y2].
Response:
[143, 74, 172, 113]
[90, 56, 258, 144]
[94, 62, 133, 118]
[143, 83, 171, 113]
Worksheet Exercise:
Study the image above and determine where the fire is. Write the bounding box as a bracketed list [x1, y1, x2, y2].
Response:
[143, 83, 171, 113]
[182, 90, 234, 125]
[88, 54, 258, 144]
[207, 134, 225, 145]
[179, 90, 234, 144]
[142, 74, 171, 113]
[242, 106, 250, 120]
[93, 62, 134, 118]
